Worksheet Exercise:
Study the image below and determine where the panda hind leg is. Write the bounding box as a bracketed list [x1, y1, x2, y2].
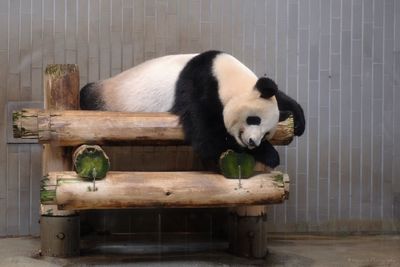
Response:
[80, 82, 105, 110]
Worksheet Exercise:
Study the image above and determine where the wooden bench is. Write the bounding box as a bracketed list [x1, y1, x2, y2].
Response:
[13, 64, 295, 259]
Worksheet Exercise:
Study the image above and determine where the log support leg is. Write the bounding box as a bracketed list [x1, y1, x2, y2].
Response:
[40, 64, 80, 257]
[40, 215, 80, 257]
[228, 206, 269, 258]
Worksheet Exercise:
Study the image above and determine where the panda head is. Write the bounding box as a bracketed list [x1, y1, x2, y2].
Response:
[223, 77, 280, 149]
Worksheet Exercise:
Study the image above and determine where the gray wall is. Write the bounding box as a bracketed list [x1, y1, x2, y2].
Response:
[0, 0, 399, 236]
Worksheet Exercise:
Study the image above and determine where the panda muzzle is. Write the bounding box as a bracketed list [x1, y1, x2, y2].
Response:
[249, 138, 256, 147]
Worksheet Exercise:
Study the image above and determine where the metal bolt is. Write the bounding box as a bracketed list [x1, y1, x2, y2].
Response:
[56, 232, 65, 240]
[247, 231, 255, 238]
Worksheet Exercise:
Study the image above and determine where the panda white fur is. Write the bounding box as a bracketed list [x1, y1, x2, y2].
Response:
[80, 50, 305, 168]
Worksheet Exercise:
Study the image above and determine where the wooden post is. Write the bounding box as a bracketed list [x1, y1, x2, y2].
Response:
[40, 215, 80, 257]
[40, 64, 80, 257]
[228, 205, 268, 258]
[229, 173, 289, 258]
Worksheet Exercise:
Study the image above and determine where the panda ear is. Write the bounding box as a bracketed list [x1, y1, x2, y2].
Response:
[255, 77, 278, 99]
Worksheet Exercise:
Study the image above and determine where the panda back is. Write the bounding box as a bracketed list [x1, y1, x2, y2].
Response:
[99, 54, 197, 112]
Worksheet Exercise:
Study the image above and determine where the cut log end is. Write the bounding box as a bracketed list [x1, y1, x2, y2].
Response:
[41, 190, 56, 204]
[270, 171, 290, 200]
[12, 109, 40, 139]
[45, 64, 79, 78]
[269, 115, 294, 145]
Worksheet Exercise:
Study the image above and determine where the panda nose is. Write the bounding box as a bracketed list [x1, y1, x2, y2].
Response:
[249, 138, 256, 147]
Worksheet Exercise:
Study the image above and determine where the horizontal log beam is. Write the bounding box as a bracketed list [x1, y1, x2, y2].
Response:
[41, 171, 289, 210]
[13, 109, 294, 146]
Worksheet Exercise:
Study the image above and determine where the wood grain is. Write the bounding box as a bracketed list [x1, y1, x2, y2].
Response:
[13, 109, 294, 146]
[41, 64, 79, 217]
[42, 171, 289, 210]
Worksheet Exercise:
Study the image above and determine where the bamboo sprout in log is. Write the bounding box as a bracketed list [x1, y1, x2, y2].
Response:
[73, 145, 110, 180]
[219, 150, 256, 179]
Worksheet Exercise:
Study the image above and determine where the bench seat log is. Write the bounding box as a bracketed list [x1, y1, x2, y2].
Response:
[13, 109, 294, 146]
[41, 171, 289, 210]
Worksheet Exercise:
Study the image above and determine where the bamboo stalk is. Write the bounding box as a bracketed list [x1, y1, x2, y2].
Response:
[41, 171, 289, 210]
[13, 109, 294, 146]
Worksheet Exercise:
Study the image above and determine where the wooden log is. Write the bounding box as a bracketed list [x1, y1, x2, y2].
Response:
[13, 109, 294, 146]
[41, 64, 80, 257]
[41, 171, 289, 210]
[41, 65, 80, 217]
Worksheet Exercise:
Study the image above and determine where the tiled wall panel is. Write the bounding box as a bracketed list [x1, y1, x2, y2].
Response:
[0, 0, 399, 236]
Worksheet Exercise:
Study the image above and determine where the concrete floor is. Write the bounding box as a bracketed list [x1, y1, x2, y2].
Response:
[0, 235, 399, 266]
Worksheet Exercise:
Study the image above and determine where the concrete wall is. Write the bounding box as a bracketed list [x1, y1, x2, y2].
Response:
[0, 0, 399, 236]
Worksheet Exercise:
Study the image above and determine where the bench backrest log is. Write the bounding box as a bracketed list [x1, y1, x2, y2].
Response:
[13, 109, 294, 146]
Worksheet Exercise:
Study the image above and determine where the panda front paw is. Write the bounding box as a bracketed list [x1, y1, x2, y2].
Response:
[264, 151, 280, 168]
[293, 104, 306, 136]
[252, 141, 280, 168]
[279, 110, 292, 122]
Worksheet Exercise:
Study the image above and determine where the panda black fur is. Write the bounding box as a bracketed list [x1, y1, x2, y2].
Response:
[80, 50, 305, 168]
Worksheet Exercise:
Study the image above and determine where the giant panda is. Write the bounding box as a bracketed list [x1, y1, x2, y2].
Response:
[80, 50, 305, 168]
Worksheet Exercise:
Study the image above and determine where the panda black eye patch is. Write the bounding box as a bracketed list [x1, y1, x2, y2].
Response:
[246, 116, 261, 125]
